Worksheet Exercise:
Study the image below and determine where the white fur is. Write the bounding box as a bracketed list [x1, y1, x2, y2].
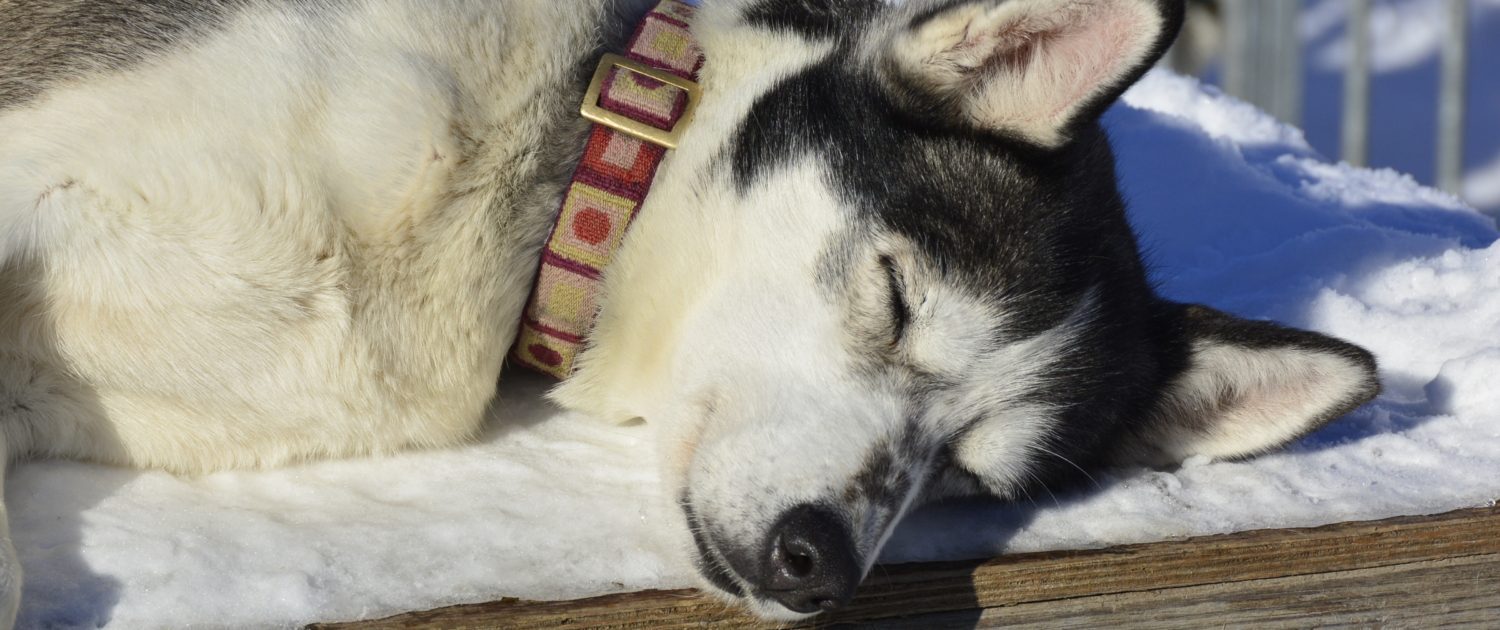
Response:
[551, 11, 837, 427]
[0, 1, 612, 616]
[569, 152, 906, 618]
[0, 1, 609, 472]
[943, 290, 1100, 498]
[554, 13, 948, 615]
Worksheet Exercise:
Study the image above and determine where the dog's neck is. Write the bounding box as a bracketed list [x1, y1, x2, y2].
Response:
[512, 0, 704, 379]
[547, 9, 838, 426]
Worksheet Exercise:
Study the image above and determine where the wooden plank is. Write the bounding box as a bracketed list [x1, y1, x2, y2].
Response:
[879, 554, 1500, 629]
[310, 505, 1500, 629]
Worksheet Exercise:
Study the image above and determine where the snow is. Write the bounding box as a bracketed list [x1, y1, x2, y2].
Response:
[14, 50, 1500, 630]
[12, 383, 693, 629]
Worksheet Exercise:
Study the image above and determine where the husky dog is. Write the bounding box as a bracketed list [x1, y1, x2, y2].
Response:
[0, 0, 1378, 623]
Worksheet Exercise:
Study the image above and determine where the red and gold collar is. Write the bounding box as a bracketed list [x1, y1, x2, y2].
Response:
[512, 1, 704, 378]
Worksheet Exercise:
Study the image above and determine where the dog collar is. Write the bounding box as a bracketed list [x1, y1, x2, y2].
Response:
[511, 0, 704, 379]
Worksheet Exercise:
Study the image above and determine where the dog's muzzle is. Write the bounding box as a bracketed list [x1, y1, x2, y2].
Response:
[687, 499, 862, 614]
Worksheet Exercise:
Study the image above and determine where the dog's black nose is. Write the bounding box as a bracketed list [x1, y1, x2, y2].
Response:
[759, 504, 861, 614]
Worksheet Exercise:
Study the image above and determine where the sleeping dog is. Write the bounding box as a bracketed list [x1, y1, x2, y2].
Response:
[0, 0, 1377, 622]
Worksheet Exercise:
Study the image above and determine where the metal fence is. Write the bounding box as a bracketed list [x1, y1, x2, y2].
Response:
[1210, 0, 1471, 196]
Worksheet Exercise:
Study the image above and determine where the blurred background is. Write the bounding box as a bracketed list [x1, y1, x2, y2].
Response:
[1162, 0, 1497, 215]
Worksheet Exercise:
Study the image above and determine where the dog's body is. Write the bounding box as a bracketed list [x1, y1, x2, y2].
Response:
[0, 0, 1379, 623]
[0, 0, 632, 471]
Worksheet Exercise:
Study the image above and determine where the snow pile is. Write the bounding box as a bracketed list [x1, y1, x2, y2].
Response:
[13, 71, 1500, 629]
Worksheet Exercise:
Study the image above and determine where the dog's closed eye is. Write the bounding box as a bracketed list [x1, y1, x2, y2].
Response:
[879, 254, 910, 346]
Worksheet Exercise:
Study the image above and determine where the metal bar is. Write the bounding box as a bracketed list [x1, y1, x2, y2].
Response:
[1164, 19, 1191, 73]
[1268, 0, 1303, 127]
[1222, 0, 1302, 127]
[1342, 0, 1372, 166]
[1437, 0, 1469, 195]
[1223, 0, 1253, 101]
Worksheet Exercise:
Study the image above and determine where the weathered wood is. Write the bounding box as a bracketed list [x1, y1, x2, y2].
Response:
[310, 505, 1500, 629]
[878, 554, 1500, 629]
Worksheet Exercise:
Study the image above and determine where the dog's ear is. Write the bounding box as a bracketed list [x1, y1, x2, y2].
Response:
[879, 0, 1184, 147]
[1113, 304, 1381, 468]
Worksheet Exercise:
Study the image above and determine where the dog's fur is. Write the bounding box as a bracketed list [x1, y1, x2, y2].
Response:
[0, 0, 1379, 623]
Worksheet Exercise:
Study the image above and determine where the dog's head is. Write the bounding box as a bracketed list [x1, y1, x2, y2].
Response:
[554, 0, 1378, 620]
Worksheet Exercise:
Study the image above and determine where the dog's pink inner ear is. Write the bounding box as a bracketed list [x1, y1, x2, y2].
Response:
[889, 0, 1167, 147]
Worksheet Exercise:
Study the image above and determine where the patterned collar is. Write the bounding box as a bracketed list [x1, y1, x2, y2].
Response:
[512, 1, 704, 378]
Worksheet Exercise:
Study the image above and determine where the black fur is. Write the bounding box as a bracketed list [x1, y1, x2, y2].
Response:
[843, 418, 924, 511]
[727, 13, 1160, 492]
[743, 0, 884, 38]
[726, 0, 1379, 499]
[0, 0, 254, 111]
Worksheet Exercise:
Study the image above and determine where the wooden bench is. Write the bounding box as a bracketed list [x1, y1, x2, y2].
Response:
[312, 504, 1500, 628]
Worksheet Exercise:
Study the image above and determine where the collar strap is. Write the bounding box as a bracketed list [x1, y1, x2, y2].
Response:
[512, 0, 704, 379]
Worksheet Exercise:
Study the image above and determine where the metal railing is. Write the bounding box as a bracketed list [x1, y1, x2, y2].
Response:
[1217, 0, 1471, 196]
[1436, 0, 1469, 194]
[1223, 0, 1303, 127]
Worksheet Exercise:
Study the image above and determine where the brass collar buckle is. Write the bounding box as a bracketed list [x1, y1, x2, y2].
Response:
[580, 53, 701, 150]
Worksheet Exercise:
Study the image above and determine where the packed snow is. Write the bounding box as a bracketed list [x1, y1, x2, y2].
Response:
[14, 51, 1500, 630]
